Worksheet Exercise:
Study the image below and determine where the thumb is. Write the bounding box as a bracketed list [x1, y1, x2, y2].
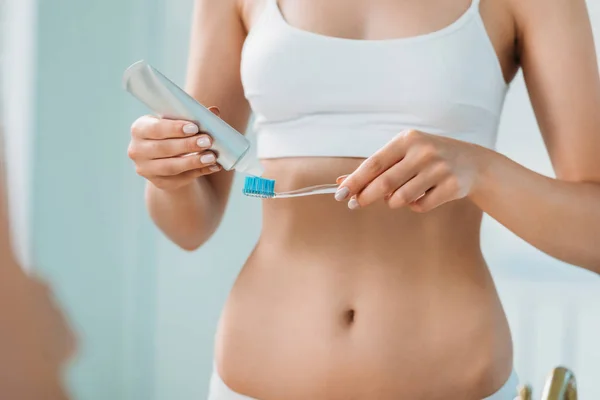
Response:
[208, 106, 221, 117]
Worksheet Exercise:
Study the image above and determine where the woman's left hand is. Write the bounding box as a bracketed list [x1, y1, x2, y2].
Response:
[334, 129, 489, 212]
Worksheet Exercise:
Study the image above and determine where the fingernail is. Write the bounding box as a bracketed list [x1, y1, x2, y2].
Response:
[335, 187, 350, 201]
[348, 198, 360, 210]
[209, 165, 220, 172]
[197, 136, 211, 148]
[200, 153, 216, 164]
[183, 123, 199, 135]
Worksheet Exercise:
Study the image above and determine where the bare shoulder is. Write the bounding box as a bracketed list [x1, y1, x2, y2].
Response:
[195, 0, 242, 13]
[506, 0, 590, 36]
[190, 0, 246, 30]
[503, 0, 600, 181]
[193, 0, 267, 34]
[503, 0, 595, 80]
[507, 0, 588, 19]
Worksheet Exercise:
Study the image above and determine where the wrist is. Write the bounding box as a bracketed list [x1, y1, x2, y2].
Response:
[147, 178, 194, 195]
[146, 178, 214, 207]
[145, 177, 220, 244]
[468, 144, 499, 200]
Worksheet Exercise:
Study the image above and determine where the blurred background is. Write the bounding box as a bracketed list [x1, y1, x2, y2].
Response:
[1, 0, 600, 399]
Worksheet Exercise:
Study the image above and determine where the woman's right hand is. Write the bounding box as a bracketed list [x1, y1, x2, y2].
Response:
[128, 107, 222, 192]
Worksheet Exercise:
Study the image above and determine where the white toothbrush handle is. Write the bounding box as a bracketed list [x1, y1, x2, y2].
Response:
[274, 184, 339, 198]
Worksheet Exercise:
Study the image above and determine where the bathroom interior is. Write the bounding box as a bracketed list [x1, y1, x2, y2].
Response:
[1, 0, 599, 398]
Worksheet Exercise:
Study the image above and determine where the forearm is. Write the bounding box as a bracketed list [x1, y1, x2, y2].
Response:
[470, 149, 600, 273]
[146, 176, 222, 251]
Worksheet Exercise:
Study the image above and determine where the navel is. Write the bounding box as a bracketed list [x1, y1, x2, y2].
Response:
[344, 308, 356, 326]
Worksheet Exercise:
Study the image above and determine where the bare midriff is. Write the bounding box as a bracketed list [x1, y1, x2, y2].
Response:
[215, 157, 513, 400]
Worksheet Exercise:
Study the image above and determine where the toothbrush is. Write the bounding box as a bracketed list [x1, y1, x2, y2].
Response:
[243, 176, 339, 199]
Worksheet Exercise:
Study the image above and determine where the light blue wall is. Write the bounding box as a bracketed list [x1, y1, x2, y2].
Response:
[29, 0, 166, 398]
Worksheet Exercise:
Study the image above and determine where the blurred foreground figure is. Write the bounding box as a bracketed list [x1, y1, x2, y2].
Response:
[0, 131, 75, 399]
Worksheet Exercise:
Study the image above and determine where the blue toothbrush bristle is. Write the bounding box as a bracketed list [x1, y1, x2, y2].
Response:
[242, 176, 276, 198]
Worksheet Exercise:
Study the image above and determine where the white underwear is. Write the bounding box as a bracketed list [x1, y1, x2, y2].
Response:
[208, 368, 519, 400]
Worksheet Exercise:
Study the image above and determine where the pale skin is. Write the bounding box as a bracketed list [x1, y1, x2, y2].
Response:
[128, 0, 600, 398]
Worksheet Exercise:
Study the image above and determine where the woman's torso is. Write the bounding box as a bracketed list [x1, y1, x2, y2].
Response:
[216, 1, 520, 398]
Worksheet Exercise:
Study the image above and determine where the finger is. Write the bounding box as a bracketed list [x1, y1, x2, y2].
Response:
[348, 195, 360, 210]
[131, 115, 200, 140]
[208, 106, 221, 117]
[408, 181, 454, 213]
[355, 156, 421, 208]
[387, 164, 446, 209]
[335, 131, 412, 201]
[142, 134, 213, 159]
[144, 151, 218, 176]
[336, 175, 349, 185]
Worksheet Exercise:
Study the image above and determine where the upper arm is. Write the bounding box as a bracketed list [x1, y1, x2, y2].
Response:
[186, 0, 251, 212]
[515, 0, 600, 182]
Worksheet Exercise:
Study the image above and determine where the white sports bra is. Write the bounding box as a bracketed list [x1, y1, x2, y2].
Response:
[241, 0, 509, 159]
